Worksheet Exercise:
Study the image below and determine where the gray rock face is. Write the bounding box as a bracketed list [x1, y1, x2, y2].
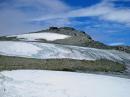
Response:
[37, 27, 92, 38]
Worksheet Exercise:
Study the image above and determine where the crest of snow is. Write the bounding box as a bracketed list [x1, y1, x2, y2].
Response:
[0, 41, 41, 57]
[0, 41, 130, 63]
[11, 32, 70, 41]
[0, 70, 130, 97]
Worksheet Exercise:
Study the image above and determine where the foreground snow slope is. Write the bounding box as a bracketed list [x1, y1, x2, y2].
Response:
[0, 41, 130, 63]
[9, 32, 70, 41]
[0, 70, 130, 97]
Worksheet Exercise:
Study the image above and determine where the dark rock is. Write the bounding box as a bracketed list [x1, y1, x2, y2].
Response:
[49, 27, 59, 30]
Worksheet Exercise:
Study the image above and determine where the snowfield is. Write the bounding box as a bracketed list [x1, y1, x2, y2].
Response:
[0, 41, 41, 57]
[10, 32, 70, 41]
[0, 70, 130, 97]
[0, 41, 130, 63]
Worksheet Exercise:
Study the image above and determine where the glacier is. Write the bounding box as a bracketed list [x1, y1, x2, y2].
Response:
[0, 41, 130, 64]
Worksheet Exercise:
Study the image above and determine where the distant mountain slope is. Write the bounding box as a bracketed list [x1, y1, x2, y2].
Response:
[0, 27, 130, 53]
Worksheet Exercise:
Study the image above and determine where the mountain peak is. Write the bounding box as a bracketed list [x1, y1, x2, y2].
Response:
[40, 26, 92, 40]
[48, 27, 76, 31]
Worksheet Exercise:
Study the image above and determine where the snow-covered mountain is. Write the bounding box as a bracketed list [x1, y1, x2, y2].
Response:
[1, 27, 130, 53]
[0, 27, 130, 73]
[0, 27, 130, 97]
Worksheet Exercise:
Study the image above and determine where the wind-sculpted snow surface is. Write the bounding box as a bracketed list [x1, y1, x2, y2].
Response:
[0, 70, 130, 97]
[0, 41, 130, 63]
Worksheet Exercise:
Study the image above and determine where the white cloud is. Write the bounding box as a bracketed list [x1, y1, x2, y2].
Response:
[102, 9, 130, 23]
[15, 0, 70, 13]
[43, 18, 71, 27]
[34, 1, 130, 26]
[108, 42, 125, 46]
[0, 0, 130, 35]
[0, 0, 70, 35]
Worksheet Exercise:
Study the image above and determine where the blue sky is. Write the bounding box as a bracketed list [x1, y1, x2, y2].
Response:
[0, 0, 130, 46]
